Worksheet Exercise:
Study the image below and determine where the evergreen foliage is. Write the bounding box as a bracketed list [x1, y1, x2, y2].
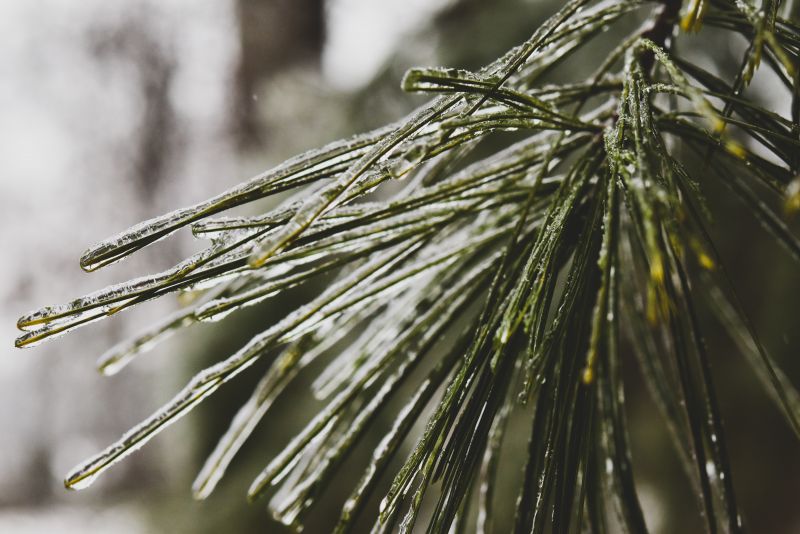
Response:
[16, 0, 800, 531]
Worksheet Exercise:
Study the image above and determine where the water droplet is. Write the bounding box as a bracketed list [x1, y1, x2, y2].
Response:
[705, 460, 717, 480]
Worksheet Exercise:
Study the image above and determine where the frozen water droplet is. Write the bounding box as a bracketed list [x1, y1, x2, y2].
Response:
[499, 328, 510, 344]
[379, 497, 389, 515]
[705, 460, 717, 480]
[65, 470, 100, 491]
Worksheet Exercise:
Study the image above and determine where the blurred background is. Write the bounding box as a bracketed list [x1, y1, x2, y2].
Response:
[1, 0, 798, 532]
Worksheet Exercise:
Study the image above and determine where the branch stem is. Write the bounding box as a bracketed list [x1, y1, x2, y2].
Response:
[641, 0, 684, 74]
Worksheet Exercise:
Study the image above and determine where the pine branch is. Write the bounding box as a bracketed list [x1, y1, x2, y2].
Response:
[16, 0, 800, 531]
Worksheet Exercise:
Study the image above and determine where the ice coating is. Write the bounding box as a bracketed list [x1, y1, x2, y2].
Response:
[65, 376, 223, 490]
[15, 311, 109, 349]
[16, 253, 245, 348]
[192, 343, 304, 500]
[192, 300, 377, 500]
[247, 254, 495, 501]
[18, 229, 263, 329]
[310, 285, 423, 400]
[78, 122, 399, 272]
[64, 237, 428, 491]
[15, 121, 569, 349]
[334, 380, 433, 533]
[248, 95, 463, 268]
[95, 281, 231, 375]
[269, 356, 417, 525]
